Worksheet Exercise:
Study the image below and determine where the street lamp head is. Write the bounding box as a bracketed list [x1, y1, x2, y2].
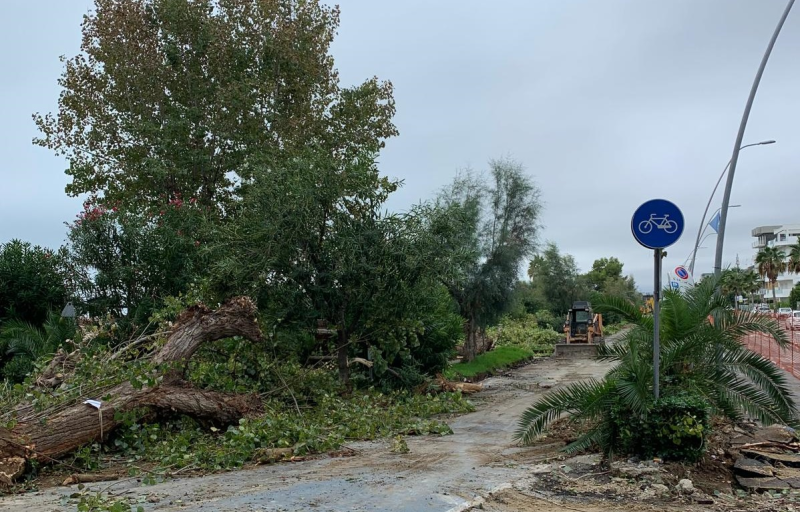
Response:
[759, 140, 776, 145]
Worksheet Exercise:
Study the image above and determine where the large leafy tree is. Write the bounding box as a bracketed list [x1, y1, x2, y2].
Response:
[0, 240, 69, 325]
[428, 159, 542, 361]
[585, 257, 624, 292]
[755, 246, 787, 308]
[65, 199, 206, 325]
[515, 275, 798, 455]
[209, 149, 450, 386]
[583, 257, 640, 322]
[527, 242, 588, 316]
[34, 0, 396, 214]
[34, 0, 397, 329]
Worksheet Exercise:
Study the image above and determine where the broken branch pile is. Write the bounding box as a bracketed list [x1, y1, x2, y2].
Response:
[0, 296, 264, 484]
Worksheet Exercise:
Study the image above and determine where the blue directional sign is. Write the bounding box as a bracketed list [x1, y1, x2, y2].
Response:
[631, 199, 684, 249]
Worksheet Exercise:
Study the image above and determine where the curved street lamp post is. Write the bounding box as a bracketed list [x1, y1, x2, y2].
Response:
[714, 0, 795, 277]
[689, 202, 743, 275]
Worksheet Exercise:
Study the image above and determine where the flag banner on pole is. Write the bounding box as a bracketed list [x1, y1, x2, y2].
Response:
[709, 211, 721, 233]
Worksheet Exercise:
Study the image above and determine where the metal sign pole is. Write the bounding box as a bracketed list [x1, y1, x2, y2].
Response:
[653, 249, 662, 400]
[631, 198, 683, 402]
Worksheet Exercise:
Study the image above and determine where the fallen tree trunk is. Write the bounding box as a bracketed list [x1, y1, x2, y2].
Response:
[0, 296, 264, 466]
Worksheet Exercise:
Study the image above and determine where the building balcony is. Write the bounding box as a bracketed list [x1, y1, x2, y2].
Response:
[773, 236, 799, 247]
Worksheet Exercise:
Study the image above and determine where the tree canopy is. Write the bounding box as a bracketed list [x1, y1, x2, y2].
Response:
[0, 240, 68, 325]
[428, 159, 542, 360]
[34, 0, 396, 214]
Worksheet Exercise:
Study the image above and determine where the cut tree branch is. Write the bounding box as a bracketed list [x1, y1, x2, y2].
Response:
[0, 296, 264, 474]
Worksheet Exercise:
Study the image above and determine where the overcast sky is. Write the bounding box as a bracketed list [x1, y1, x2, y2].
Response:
[2, 1, 799, 292]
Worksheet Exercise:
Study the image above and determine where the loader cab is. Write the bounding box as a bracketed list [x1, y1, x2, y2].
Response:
[568, 301, 591, 335]
[556, 301, 604, 356]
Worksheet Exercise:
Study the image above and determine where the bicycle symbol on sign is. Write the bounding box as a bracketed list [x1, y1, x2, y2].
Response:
[638, 213, 678, 234]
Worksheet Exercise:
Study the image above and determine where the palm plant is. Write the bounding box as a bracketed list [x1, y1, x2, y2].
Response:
[515, 275, 797, 457]
[740, 268, 762, 305]
[0, 311, 76, 382]
[756, 246, 787, 309]
[789, 240, 800, 275]
[721, 267, 762, 310]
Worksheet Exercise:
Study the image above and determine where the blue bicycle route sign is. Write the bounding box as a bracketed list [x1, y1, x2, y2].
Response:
[631, 199, 684, 249]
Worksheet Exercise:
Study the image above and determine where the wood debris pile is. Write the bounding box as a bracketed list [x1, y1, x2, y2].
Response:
[730, 424, 800, 491]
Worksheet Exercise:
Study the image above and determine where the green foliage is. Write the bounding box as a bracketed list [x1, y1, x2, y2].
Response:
[208, 148, 454, 385]
[447, 346, 532, 379]
[0, 311, 78, 382]
[377, 286, 464, 389]
[789, 283, 800, 310]
[533, 310, 563, 332]
[108, 389, 472, 471]
[487, 314, 561, 357]
[427, 158, 542, 360]
[68, 487, 143, 512]
[0, 326, 472, 475]
[788, 241, 800, 275]
[585, 257, 624, 292]
[515, 275, 798, 461]
[611, 393, 710, 462]
[66, 200, 207, 329]
[0, 239, 68, 325]
[527, 242, 589, 316]
[34, 0, 396, 214]
[602, 321, 628, 336]
[756, 246, 788, 306]
[720, 267, 761, 308]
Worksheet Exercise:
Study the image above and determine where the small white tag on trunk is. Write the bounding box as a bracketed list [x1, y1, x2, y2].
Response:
[83, 399, 102, 409]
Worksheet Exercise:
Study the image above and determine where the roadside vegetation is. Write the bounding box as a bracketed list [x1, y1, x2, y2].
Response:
[516, 275, 798, 462]
[446, 346, 533, 380]
[0, 2, 743, 507]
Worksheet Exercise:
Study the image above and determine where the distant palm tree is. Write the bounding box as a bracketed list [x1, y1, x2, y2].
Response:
[756, 246, 787, 309]
[741, 268, 762, 308]
[789, 240, 800, 275]
[515, 275, 797, 456]
[721, 267, 759, 309]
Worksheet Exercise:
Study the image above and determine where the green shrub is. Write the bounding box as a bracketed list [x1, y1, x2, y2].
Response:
[0, 239, 69, 326]
[603, 321, 628, 336]
[611, 393, 710, 462]
[446, 346, 532, 379]
[533, 310, 563, 332]
[487, 314, 561, 356]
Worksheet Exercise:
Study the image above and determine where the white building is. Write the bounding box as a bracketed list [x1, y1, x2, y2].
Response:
[751, 224, 800, 302]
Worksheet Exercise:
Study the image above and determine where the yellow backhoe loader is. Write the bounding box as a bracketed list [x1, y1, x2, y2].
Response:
[554, 301, 605, 357]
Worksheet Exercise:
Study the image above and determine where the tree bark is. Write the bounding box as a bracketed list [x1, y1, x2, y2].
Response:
[0, 296, 264, 465]
[772, 279, 778, 311]
[337, 329, 350, 387]
[464, 315, 477, 362]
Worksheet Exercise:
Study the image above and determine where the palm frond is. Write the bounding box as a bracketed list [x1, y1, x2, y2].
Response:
[721, 348, 798, 422]
[593, 295, 646, 326]
[564, 425, 605, 454]
[0, 320, 47, 359]
[717, 311, 789, 348]
[515, 379, 613, 445]
[709, 370, 795, 427]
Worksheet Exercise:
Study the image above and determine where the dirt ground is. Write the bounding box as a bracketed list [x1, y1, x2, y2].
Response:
[3, 332, 799, 511]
